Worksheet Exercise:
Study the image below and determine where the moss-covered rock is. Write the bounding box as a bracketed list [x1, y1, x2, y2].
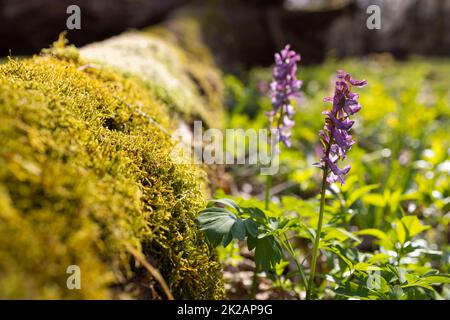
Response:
[80, 23, 224, 129]
[0, 35, 224, 299]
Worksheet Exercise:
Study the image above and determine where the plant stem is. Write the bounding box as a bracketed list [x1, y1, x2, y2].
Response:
[264, 106, 284, 211]
[284, 233, 308, 297]
[306, 164, 328, 299]
[260, 107, 285, 296]
[264, 175, 272, 210]
[258, 175, 271, 299]
[306, 141, 331, 300]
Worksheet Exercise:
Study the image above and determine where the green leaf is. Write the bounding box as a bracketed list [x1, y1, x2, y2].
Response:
[197, 206, 239, 247]
[209, 198, 241, 212]
[422, 269, 439, 276]
[366, 272, 389, 294]
[357, 229, 393, 248]
[204, 229, 224, 247]
[197, 208, 237, 232]
[198, 206, 234, 219]
[248, 235, 284, 272]
[354, 262, 382, 272]
[323, 246, 353, 270]
[400, 273, 450, 291]
[222, 231, 233, 247]
[334, 282, 370, 299]
[279, 218, 299, 230]
[396, 220, 407, 244]
[243, 218, 258, 238]
[231, 220, 246, 240]
[395, 216, 430, 244]
[362, 194, 386, 207]
[367, 253, 391, 264]
[386, 265, 407, 284]
[346, 184, 379, 208]
[421, 275, 450, 284]
[246, 207, 268, 224]
[388, 285, 404, 300]
[274, 261, 290, 277]
[323, 227, 361, 243]
[247, 235, 257, 251]
[402, 281, 434, 291]
[268, 218, 279, 230]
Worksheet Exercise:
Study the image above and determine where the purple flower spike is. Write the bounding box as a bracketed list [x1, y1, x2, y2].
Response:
[320, 70, 367, 185]
[267, 45, 302, 148]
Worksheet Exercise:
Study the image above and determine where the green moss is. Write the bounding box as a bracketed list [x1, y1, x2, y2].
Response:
[80, 25, 224, 129]
[0, 41, 224, 299]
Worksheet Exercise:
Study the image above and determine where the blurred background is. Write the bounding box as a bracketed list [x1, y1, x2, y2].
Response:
[1, 0, 450, 70]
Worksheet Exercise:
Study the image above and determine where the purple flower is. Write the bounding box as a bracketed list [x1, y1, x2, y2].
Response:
[267, 45, 302, 148]
[320, 70, 367, 184]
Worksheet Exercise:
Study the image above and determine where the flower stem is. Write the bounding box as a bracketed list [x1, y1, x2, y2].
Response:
[264, 107, 285, 210]
[264, 175, 272, 210]
[306, 141, 331, 300]
[284, 233, 308, 296]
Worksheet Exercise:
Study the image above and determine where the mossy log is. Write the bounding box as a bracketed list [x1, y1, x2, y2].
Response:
[0, 26, 224, 299]
[80, 19, 225, 129]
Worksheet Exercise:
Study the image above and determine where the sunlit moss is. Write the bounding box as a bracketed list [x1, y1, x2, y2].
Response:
[80, 21, 225, 129]
[0, 38, 224, 299]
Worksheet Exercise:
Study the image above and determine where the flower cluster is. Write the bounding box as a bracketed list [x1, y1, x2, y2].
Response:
[267, 45, 302, 148]
[320, 70, 367, 184]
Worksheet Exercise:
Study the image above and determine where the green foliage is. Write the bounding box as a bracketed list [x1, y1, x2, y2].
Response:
[218, 55, 450, 299]
[197, 199, 286, 272]
[326, 215, 447, 299]
[0, 41, 224, 298]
